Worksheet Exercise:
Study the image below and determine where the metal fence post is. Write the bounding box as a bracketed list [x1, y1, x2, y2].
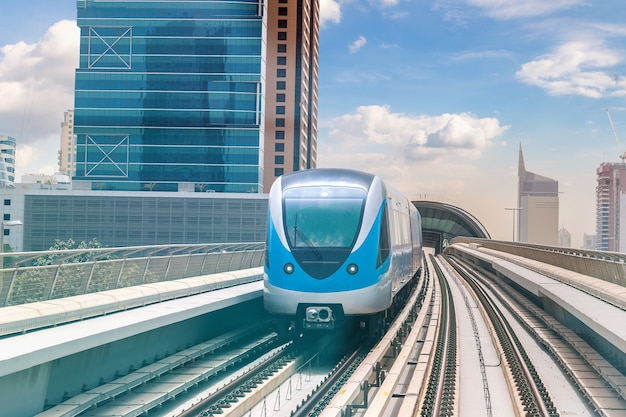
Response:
[1, 268, 18, 306]
[44, 265, 62, 301]
[141, 257, 151, 284]
[163, 255, 173, 282]
[114, 259, 126, 289]
[183, 254, 192, 278]
[82, 262, 97, 294]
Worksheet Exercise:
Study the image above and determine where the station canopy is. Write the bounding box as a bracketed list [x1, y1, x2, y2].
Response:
[413, 201, 490, 253]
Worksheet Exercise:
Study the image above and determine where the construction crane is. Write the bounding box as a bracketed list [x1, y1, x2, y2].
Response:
[605, 106, 626, 163]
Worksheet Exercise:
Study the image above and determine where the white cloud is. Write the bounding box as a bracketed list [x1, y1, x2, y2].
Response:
[349, 36, 367, 53]
[324, 105, 508, 162]
[465, 0, 587, 20]
[317, 106, 511, 218]
[516, 41, 626, 98]
[371, 0, 399, 7]
[452, 49, 513, 61]
[0, 19, 79, 148]
[15, 141, 60, 177]
[320, 0, 342, 27]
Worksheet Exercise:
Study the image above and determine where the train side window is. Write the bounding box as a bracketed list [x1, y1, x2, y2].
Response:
[377, 204, 390, 267]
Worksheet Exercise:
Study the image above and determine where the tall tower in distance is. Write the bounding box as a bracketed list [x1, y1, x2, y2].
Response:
[59, 110, 76, 178]
[517, 144, 559, 245]
[263, 0, 319, 191]
[595, 162, 626, 251]
[72, 0, 266, 193]
[0, 135, 16, 186]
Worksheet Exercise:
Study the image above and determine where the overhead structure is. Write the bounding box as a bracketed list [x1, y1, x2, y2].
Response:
[413, 200, 491, 253]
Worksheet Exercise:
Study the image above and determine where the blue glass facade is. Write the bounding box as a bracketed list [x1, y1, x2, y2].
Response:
[73, 0, 266, 192]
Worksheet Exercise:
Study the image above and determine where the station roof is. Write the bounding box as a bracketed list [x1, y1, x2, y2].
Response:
[413, 201, 490, 253]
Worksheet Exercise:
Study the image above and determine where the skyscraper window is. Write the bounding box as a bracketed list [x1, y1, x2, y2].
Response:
[73, 0, 266, 193]
[263, 0, 319, 189]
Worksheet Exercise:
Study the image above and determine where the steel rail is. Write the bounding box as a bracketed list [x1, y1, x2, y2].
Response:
[447, 256, 558, 417]
[315, 263, 430, 417]
[418, 254, 457, 417]
[449, 254, 626, 416]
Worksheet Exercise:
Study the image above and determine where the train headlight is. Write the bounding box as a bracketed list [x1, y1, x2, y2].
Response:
[306, 306, 333, 323]
[347, 263, 358, 275]
[284, 263, 295, 274]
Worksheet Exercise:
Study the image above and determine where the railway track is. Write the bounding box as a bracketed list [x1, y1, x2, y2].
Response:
[37, 322, 288, 417]
[417, 255, 457, 417]
[443, 256, 559, 417]
[446, 254, 626, 417]
[39, 252, 626, 417]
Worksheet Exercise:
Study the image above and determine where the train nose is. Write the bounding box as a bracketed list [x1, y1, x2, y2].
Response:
[305, 306, 333, 323]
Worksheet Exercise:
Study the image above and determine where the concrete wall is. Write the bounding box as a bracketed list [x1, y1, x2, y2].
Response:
[0, 298, 264, 416]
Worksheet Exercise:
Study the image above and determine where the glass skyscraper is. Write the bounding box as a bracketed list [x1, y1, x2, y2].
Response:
[73, 0, 266, 193]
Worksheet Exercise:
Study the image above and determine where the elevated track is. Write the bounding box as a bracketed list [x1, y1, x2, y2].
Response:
[1, 240, 626, 417]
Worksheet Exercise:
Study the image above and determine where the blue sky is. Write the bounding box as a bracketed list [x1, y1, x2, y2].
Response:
[1, 0, 626, 246]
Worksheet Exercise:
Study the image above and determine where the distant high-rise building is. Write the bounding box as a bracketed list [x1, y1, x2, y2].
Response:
[0, 160, 10, 187]
[517, 144, 559, 245]
[583, 233, 597, 250]
[558, 226, 571, 247]
[263, 0, 319, 190]
[73, 0, 266, 193]
[595, 162, 626, 251]
[59, 110, 76, 178]
[0, 135, 16, 186]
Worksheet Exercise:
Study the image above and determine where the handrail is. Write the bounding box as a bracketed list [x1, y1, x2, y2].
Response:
[0, 242, 264, 306]
[448, 237, 626, 287]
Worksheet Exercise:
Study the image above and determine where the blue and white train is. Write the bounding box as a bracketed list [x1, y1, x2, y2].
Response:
[263, 168, 423, 330]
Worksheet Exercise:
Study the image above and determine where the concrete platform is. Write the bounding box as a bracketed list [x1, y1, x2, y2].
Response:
[0, 280, 263, 417]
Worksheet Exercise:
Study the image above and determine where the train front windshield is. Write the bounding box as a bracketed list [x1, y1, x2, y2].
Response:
[283, 186, 366, 249]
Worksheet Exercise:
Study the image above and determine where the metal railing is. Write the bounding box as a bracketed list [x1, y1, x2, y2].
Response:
[449, 237, 626, 287]
[0, 242, 264, 306]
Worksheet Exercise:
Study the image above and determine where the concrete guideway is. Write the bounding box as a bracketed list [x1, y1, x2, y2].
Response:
[446, 243, 626, 359]
[0, 270, 263, 417]
[0, 267, 263, 337]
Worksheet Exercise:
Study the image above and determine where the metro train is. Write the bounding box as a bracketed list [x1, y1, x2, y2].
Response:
[263, 168, 423, 330]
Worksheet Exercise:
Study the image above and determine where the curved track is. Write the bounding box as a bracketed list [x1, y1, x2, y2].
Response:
[446, 253, 626, 417]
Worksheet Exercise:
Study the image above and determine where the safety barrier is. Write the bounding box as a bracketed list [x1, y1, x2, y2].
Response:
[0, 242, 264, 306]
[449, 237, 626, 287]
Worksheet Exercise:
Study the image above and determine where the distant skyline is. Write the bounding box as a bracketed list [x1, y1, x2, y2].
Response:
[2, 0, 626, 247]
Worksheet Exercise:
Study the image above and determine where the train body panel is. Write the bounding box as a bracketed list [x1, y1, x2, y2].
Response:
[263, 277, 392, 316]
[263, 168, 422, 329]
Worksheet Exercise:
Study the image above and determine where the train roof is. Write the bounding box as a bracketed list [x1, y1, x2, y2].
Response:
[280, 168, 377, 191]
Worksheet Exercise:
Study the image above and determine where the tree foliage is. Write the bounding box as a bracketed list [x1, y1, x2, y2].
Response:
[34, 238, 106, 266]
[8, 238, 111, 305]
